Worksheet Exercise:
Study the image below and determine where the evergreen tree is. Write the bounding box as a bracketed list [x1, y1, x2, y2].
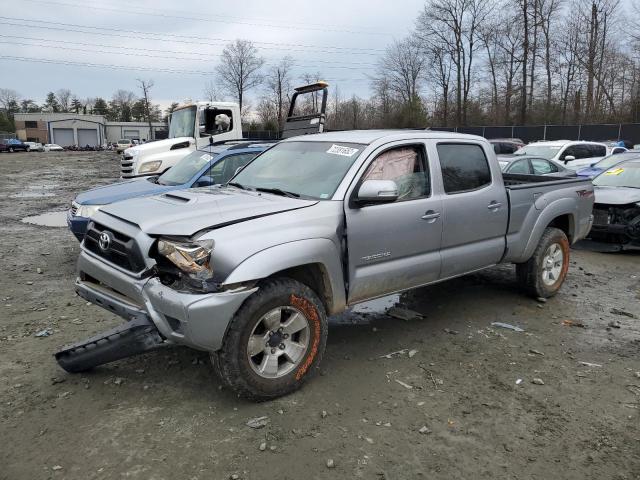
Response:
[43, 92, 60, 113]
[93, 98, 109, 115]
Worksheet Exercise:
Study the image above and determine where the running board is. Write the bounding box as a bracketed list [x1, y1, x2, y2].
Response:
[54, 316, 165, 373]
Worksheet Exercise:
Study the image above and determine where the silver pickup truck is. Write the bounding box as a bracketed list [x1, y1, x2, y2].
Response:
[56, 131, 594, 400]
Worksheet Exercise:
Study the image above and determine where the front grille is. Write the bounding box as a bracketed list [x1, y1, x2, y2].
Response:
[121, 154, 134, 177]
[593, 208, 610, 226]
[84, 222, 146, 273]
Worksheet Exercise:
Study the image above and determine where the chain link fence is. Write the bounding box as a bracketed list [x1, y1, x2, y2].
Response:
[429, 123, 640, 145]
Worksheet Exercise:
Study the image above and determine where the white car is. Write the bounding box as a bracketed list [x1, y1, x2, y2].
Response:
[514, 140, 608, 171]
[44, 144, 64, 152]
[24, 142, 44, 152]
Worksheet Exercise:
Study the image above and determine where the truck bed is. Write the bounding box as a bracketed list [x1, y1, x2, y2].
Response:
[501, 173, 594, 263]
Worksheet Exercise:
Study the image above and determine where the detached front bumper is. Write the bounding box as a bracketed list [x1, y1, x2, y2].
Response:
[76, 250, 258, 352]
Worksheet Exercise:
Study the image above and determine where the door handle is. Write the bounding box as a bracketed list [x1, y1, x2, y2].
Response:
[487, 202, 502, 210]
[421, 210, 441, 222]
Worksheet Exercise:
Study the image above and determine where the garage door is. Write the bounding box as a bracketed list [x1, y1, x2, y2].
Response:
[123, 129, 140, 140]
[78, 128, 98, 147]
[52, 128, 74, 147]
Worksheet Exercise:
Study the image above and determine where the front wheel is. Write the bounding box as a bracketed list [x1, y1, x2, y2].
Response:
[212, 278, 328, 400]
[516, 227, 570, 298]
[8, 147, 14, 153]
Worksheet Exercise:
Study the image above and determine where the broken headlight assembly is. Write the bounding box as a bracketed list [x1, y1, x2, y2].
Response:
[156, 238, 216, 291]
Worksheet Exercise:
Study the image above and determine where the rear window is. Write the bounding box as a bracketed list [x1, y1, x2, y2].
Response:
[437, 143, 492, 194]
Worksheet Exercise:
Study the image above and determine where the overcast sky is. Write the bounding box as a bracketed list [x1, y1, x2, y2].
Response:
[0, 0, 425, 109]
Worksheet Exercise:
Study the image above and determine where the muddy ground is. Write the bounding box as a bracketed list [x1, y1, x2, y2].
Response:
[0, 150, 638, 480]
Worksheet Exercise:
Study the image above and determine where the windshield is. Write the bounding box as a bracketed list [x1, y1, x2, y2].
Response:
[118, 139, 129, 144]
[169, 106, 196, 139]
[514, 145, 562, 159]
[593, 163, 640, 188]
[596, 153, 640, 170]
[231, 141, 364, 199]
[158, 150, 216, 186]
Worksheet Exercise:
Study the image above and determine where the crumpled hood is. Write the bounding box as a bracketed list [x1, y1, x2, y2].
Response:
[124, 137, 193, 157]
[594, 186, 640, 206]
[75, 177, 175, 205]
[99, 186, 318, 236]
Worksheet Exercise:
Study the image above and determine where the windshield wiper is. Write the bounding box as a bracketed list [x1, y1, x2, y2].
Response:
[228, 182, 247, 190]
[255, 187, 300, 198]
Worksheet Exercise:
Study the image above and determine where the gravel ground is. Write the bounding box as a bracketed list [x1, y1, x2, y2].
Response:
[0, 151, 639, 480]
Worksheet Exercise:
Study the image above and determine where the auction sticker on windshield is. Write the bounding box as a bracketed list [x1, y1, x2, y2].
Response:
[327, 144, 359, 157]
[604, 168, 624, 175]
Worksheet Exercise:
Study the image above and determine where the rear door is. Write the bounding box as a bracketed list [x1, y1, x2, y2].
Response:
[345, 142, 443, 303]
[436, 142, 509, 278]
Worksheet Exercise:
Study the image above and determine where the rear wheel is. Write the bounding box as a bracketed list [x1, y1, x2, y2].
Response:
[516, 227, 570, 298]
[212, 278, 327, 400]
[8, 147, 14, 153]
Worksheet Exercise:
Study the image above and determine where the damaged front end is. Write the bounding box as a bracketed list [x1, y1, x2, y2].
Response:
[588, 203, 640, 249]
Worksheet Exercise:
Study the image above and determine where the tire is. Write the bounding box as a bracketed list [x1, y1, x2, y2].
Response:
[8, 147, 14, 153]
[25, 147, 30, 152]
[212, 278, 328, 401]
[516, 227, 570, 298]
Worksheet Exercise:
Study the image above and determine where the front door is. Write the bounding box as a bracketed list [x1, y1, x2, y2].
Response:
[436, 142, 509, 278]
[345, 143, 443, 304]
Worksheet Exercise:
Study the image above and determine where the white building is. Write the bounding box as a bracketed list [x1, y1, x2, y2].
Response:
[14, 113, 167, 147]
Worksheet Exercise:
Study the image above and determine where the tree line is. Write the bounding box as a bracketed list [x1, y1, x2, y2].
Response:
[0, 80, 165, 132]
[219, 0, 640, 132]
[2, 0, 639, 134]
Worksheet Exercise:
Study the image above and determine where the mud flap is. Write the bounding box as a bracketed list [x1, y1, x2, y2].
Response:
[54, 316, 165, 373]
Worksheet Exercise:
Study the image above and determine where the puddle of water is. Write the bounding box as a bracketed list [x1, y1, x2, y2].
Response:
[330, 294, 400, 326]
[21, 211, 68, 227]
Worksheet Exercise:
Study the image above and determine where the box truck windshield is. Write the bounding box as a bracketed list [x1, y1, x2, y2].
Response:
[169, 106, 196, 139]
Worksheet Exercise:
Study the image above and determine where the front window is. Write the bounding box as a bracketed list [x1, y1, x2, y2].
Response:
[593, 163, 640, 188]
[158, 149, 218, 186]
[169, 106, 196, 139]
[231, 141, 364, 199]
[515, 145, 562, 160]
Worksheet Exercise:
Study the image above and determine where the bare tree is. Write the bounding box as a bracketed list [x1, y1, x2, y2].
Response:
[137, 79, 155, 140]
[0, 88, 20, 112]
[264, 56, 294, 129]
[55, 89, 72, 113]
[417, 0, 492, 125]
[216, 39, 265, 112]
[203, 80, 222, 102]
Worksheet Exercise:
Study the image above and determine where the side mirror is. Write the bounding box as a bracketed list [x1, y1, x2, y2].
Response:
[356, 180, 399, 204]
[563, 155, 575, 164]
[193, 176, 215, 188]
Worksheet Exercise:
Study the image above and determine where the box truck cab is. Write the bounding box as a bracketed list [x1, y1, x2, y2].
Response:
[120, 101, 242, 178]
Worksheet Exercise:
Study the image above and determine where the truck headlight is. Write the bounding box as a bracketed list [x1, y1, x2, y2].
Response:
[157, 238, 215, 279]
[139, 160, 162, 173]
[76, 204, 103, 218]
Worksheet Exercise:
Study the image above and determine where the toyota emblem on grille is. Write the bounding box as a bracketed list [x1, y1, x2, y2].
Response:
[98, 231, 113, 251]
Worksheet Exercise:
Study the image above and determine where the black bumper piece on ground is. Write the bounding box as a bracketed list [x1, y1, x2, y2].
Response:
[54, 316, 165, 373]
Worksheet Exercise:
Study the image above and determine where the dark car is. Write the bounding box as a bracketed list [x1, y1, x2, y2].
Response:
[587, 158, 640, 250]
[67, 142, 272, 240]
[0, 138, 30, 152]
[490, 139, 525, 154]
[498, 155, 577, 177]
